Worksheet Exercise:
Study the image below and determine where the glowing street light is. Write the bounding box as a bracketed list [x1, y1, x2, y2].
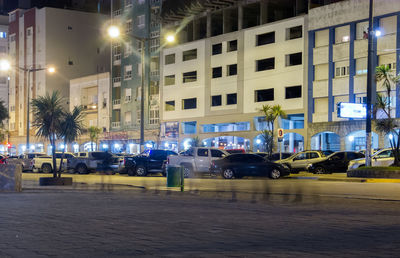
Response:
[107, 25, 120, 39]
[165, 34, 176, 43]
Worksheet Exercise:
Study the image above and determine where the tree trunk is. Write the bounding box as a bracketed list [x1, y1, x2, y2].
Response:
[51, 135, 57, 178]
[58, 139, 67, 177]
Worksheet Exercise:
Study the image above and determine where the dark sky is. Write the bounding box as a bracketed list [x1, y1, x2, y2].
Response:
[0, 0, 110, 15]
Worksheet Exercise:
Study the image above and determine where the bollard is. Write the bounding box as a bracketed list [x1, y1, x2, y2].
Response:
[166, 165, 184, 192]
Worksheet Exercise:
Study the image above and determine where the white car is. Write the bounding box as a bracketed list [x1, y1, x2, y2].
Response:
[347, 148, 394, 170]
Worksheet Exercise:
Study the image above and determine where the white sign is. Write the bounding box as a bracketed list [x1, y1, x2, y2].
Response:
[337, 102, 367, 119]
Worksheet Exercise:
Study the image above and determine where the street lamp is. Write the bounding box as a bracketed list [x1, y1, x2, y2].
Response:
[0, 60, 55, 153]
[107, 25, 175, 152]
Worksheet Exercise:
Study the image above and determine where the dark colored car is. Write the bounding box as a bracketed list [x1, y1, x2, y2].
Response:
[225, 149, 246, 154]
[254, 152, 293, 161]
[124, 149, 178, 176]
[210, 153, 290, 179]
[307, 151, 365, 174]
[0, 155, 7, 164]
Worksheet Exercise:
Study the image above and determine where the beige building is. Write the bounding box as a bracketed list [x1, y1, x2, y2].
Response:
[69, 72, 110, 152]
[7, 7, 109, 154]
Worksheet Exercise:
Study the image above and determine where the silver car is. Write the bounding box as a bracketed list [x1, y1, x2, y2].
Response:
[348, 148, 393, 170]
[275, 150, 327, 173]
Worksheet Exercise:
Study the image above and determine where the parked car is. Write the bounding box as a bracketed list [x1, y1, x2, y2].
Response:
[124, 149, 178, 176]
[69, 151, 123, 174]
[275, 150, 327, 173]
[254, 152, 293, 161]
[308, 151, 365, 174]
[32, 153, 72, 173]
[225, 149, 246, 154]
[167, 147, 229, 177]
[15, 153, 47, 171]
[0, 154, 7, 164]
[348, 148, 393, 170]
[210, 153, 290, 179]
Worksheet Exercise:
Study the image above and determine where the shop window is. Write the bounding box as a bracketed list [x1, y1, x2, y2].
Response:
[182, 121, 196, 134]
[202, 122, 250, 133]
[281, 114, 304, 129]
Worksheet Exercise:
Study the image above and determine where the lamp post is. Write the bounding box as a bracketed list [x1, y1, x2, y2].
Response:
[0, 60, 55, 153]
[107, 25, 175, 152]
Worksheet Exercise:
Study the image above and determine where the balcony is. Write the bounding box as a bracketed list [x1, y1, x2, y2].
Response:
[113, 9, 121, 18]
[113, 54, 121, 66]
[124, 121, 132, 127]
[124, 95, 132, 103]
[112, 99, 121, 109]
[150, 70, 160, 77]
[111, 122, 121, 128]
[82, 104, 98, 113]
[113, 77, 121, 87]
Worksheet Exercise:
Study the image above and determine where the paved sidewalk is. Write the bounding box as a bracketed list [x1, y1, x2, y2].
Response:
[1, 190, 400, 257]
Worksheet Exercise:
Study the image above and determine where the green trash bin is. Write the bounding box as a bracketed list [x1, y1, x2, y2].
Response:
[166, 165, 184, 191]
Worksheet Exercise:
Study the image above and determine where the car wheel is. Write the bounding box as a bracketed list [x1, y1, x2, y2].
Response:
[314, 166, 326, 174]
[136, 165, 147, 176]
[41, 164, 52, 174]
[183, 166, 193, 178]
[222, 168, 235, 179]
[127, 167, 136, 176]
[76, 164, 88, 174]
[269, 168, 281, 179]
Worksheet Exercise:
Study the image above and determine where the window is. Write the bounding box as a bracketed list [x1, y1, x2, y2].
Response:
[165, 101, 175, 111]
[125, 88, 132, 102]
[286, 26, 302, 40]
[211, 95, 222, 106]
[335, 66, 349, 77]
[285, 86, 302, 99]
[226, 93, 237, 105]
[255, 89, 274, 102]
[285, 52, 302, 66]
[164, 75, 175, 86]
[202, 122, 250, 133]
[149, 106, 159, 125]
[0, 32, 7, 38]
[165, 54, 175, 65]
[256, 58, 275, 71]
[125, 0, 132, 7]
[124, 65, 132, 80]
[212, 43, 222, 55]
[182, 98, 197, 109]
[227, 64, 237, 76]
[211, 149, 225, 158]
[182, 49, 197, 61]
[125, 20, 132, 33]
[26, 27, 32, 36]
[212, 67, 222, 78]
[227, 40, 237, 52]
[137, 15, 145, 28]
[356, 58, 367, 75]
[197, 149, 209, 157]
[281, 114, 304, 129]
[182, 121, 196, 134]
[67, 26, 72, 30]
[10, 34, 15, 42]
[182, 71, 197, 83]
[124, 111, 132, 125]
[256, 32, 275, 46]
[309, 152, 320, 159]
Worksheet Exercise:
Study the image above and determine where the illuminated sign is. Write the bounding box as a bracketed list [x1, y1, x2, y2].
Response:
[337, 102, 367, 119]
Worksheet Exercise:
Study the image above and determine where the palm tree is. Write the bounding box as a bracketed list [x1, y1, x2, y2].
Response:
[31, 91, 64, 178]
[0, 100, 8, 127]
[259, 105, 287, 156]
[88, 126, 101, 151]
[58, 106, 85, 176]
[375, 65, 400, 165]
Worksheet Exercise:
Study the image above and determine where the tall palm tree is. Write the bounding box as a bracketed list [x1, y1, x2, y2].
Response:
[375, 65, 400, 165]
[259, 104, 287, 156]
[31, 91, 64, 178]
[0, 100, 9, 128]
[58, 106, 85, 176]
[88, 126, 101, 151]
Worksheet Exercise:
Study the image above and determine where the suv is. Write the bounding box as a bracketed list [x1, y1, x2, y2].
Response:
[275, 150, 326, 173]
[70, 152, 123, 174]
[348, 148, 393, 170]
[124, 149, 178, 176]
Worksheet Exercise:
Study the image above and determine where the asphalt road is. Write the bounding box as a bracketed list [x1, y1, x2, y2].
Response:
[22, 172, 400, 201]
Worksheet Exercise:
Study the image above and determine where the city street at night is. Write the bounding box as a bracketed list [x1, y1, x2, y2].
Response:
[1, 174, 400, 257]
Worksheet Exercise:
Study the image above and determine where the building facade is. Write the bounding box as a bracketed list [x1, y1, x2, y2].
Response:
[69, 72, 110, 153]
[8, 7, 109, 154]
[110, 0, 162, 154]
[308, 0, 400, 152]
[160, 1, 308, 152]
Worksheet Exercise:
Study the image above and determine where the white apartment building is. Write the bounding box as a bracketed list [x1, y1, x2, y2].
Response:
[69, 72, 110, 152]
[0, 15, 8, 108]
[161, 15, 307, 152]
[8, 7, 109, 154]
[308, 0, 400, 152]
